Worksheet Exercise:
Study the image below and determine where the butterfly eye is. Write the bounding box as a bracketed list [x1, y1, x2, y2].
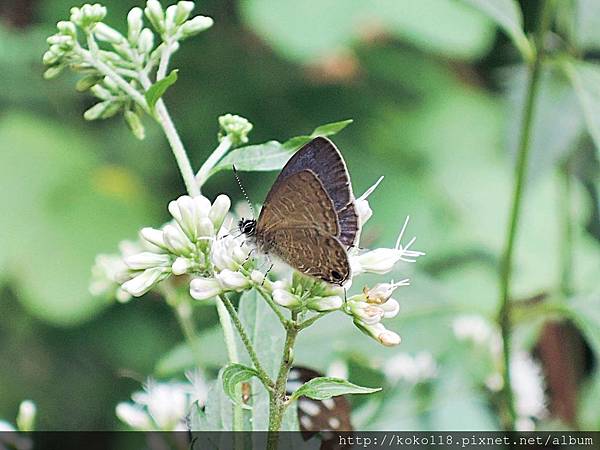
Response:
[330, 270, 343, 282]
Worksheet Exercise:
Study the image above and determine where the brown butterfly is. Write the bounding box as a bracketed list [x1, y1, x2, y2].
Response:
[238, 137, 358, 285]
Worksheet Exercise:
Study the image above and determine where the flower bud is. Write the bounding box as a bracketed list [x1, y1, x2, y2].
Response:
[169, 195, 198, 240]
[165, 5, 177, 33]
[350, 248, 401, 275]
[190, 277, 221, 300]
[380, 298, 400, 318]
[197, 217, 215, 239]
[127, 7, 144, 43]
[216, 269, 249, 290]
[307, 295, 343, 312]
[163, 223, 193, 255]
[144, 0, 165, 33]
[363, 281, 407, 304]
[140, 227, 167, 250]
[116, 403, 152, 430]
[75, 74, 102, 92]
[42, 50, 61, 66]
[175, 1, 195, 25]
[124, 252, 171, 270]
[116, 288, 132, 303]
[138, 28, 154, 54]
[350, 302, 384, 325]
[273, 289, 301, 308]
[16, 400, 36, 432]
[379, 330, 401, 346]
[94, 22, 125, 44]
[122, 267, 168, 297]
[57, 20, 77, 36]
[71, 4, 107, 28]
[84, 101, 112, 120]
[355, 198, 372, 226]
[180, 15, 214, 38]
[43, 65, 65, 79]
[250, 270, 268, 286]
[46, 34, 74, 46]
[209, 194, 231, 231]
[125, 110, 146, 140]
[218, 113, 252, 145]
[171, 256, 192, 275]
[90, 83, 112, 100]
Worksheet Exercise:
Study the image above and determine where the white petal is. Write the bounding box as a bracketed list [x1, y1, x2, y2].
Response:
[189, 277, 221, 300]
[121, 267, 168, 297]
[216, 269, 249, 290]
[116, 403, 153, 430]
[124, 252, 171, 270]
[209, 194, 231, 231]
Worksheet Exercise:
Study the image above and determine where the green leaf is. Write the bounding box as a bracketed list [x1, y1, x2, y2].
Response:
[310, 119, 353, 137]
[290, 376, 380, 401]
[222, 363, 259, 410]
[209, 140, 293, 175]
[460, 0, 533, 61]
[564, 60, 600, 157]
[282, 135, 312, 151]
[144, 69, 178, 109]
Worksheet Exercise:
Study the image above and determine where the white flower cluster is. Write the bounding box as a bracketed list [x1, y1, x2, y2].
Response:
[452, 315, 547, 429]
[42, 1, 213, 137]
[92, 176, 423, 346]
[116, 373, 207, 431]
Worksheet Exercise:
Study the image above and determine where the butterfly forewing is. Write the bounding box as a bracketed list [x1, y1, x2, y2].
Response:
[257, 170, 339, 236]
[261, 227, 350, 284]
[266, 137, 359, 247]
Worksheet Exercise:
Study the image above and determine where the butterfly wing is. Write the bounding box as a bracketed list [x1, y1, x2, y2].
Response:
[267, 137, 359, 247]
[257, 169, 339, 237]
[260, 226, 350, 284]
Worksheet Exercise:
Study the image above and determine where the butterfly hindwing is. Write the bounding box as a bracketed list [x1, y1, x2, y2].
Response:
[260, 227, 350, 284]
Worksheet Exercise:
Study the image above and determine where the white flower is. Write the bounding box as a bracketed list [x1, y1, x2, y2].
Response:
[171, 256, 193, 275]
[124, 252, 171, 270]
[511, 351, 547, 421]
[216, 269, 250, 290]
[209, 194, 231, 231]
[273, 288, 300, 308]
[211, 233, 251, 271]
[350, 217, 424, 275]
[116, 403, 153, 430]
[180, 15, 214, 38]
[190, 277, 221, 300]
[122, 267, 169, 297]
[380, 298, 400, 318]
[307, 295, 343, 312]
[363, 280, 409, 304]
[127, 7, 144, 43]
[355, 175, 384, 227]
[383, 352, 438, 384]
[117, 376, 208, 431]
[16, 400, 36, 432]
[354, 321, 401, 347]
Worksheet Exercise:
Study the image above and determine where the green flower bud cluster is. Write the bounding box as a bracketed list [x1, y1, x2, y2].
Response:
[218, 114, 254, 146]
[42, 1, 214, 140]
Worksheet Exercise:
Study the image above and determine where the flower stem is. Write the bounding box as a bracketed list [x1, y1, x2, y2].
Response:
[255, 286, 289, 327]
[497, 0, 555, 432]
[196, 136, 233, 189]
[267, 313, 299, 450]
[218, 294, 274, 389]
[154, 99, 201, 196]
[214, 296, 244, 432]
[559, 164, 574, 297]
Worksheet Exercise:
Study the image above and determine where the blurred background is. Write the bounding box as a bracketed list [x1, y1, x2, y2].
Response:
[1, 0, 600, 432]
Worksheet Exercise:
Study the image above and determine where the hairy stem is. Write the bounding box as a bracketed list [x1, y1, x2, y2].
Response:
[497, 0, 555, 432]
[219, 294, 274, 389]
[157, 38, 174, 81]
[255, 286, 289, 327]
[267, 313, 299, 450]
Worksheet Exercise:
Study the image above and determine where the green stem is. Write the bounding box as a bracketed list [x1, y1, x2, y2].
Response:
[215, 297, 244, 432]
[196, 136, 233, 189]
[255, 286, 289, 327]
[267, 313, 299, 450]
[497, 0, 554, 432]
[219, 294, 274, 389]
[559, 165, 574, 297]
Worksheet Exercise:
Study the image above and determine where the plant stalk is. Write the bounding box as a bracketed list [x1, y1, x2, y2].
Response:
[196, 136, 233, 188]
[219, 294, 274, 389]
[267, 313, 299, 450]
[497, 0, 555, 431]
[559, 165, 574, 297]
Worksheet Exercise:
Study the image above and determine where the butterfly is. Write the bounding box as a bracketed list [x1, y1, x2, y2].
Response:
[238, 137, 358, 285]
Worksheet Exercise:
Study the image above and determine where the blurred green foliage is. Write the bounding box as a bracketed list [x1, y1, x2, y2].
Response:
[1, 0, 600, 432]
